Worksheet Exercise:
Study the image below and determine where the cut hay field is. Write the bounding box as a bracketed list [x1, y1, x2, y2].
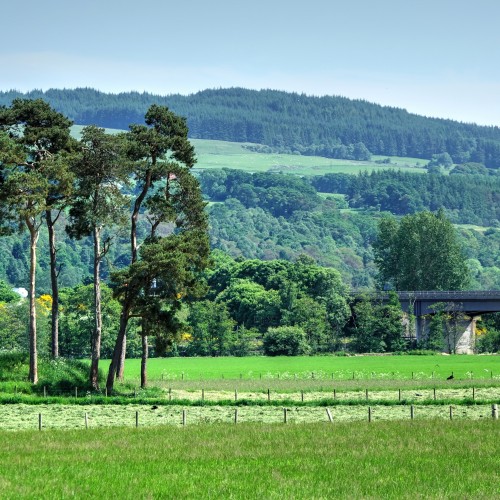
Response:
[0, 421, 498, 498]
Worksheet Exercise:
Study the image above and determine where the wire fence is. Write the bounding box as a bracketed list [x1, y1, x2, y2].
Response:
[1, 403, 497, 431]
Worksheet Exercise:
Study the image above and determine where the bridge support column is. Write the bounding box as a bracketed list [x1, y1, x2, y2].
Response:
[444, 315, 478, 354]
[415, 314, 478, 354]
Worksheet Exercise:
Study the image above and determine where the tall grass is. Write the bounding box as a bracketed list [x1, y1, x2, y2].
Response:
[0, 421, 497, 498]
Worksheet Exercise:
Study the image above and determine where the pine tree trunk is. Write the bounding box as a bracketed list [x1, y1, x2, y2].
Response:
[46, 210, 59, 358]
[116, 334, 126, 380]
[141, 332, 148, 388]
[107, 304, 131, 392]
[90, 226, 102, 390]
[28, 222, 39, 384]
[111, 170, 153, 383]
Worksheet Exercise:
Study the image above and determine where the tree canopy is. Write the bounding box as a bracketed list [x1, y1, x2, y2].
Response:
[373, 210, 471, 291]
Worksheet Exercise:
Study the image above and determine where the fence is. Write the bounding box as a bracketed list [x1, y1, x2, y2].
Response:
[27, 403, 499, 431]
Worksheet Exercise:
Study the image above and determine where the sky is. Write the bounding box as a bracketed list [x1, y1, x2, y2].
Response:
[1, 0, 499, 126]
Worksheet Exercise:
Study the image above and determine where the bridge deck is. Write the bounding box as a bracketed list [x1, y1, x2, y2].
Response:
[363, 291, 500, 316]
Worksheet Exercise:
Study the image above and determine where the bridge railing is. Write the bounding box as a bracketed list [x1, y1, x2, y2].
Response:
[353, 290, 500, 300]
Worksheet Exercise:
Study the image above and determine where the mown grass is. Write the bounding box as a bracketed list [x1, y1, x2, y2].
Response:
[0, 421, 497, 498]
[110, 354, 499, 382]
[0, 403, 498, 431]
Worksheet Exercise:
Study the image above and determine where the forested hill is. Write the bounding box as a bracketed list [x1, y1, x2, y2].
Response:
[1, 87, 500, 167]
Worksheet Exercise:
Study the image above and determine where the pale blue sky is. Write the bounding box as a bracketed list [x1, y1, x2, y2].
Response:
[1, 0, 499, 125]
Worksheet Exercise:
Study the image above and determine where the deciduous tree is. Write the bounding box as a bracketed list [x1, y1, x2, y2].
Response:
[374, 210, 470, 291]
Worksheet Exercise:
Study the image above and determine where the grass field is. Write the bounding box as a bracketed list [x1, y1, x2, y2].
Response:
[1, 400, 499, 431]
[71, 128, 427, 176]
[112, 354, 499, 382]
[190, 139, 427, 175]
[0, 421, 498, 498]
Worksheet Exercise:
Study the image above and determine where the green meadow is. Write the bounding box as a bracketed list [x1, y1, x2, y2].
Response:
[0, 421, 498, 498]
[71, 127, 427, 176]
[113, 354, 499, 382]
[191, 139, 427, 175]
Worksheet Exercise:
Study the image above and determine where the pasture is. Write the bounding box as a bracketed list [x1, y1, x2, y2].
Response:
[191, 139, 427, 175]
[0, 421, 498, 498]
[70, 127, 427, 176]
[1, 354, 498, 497]
[113, 354, 499, 382]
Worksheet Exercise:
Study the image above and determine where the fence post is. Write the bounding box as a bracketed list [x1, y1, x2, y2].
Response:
[39, 413, 42, 431]
[334, 389, 336, 400]
[234, 409, 238, 424]
[43, 386, 46, 398]
[75, 387, 78, 399]
[410, 405, 414, 420]
[202, 389, 205, 401]
[492, 404, 498, 420]
[268, 388, 270, 402]
[136, 411, 139, 428]
[169, 388, 172, 401]
[301, 390, 304, 402]
[365, 389, 369, 400]
[85, 412, 88, 429]
[398, 389, 401, 402]
[433, 388, 436, 401]
[325, 408, 333, 423]
[283, 407, 287, 424]
[449, 406, 453, 420]
[368, 406, 372, 422]
[472, 387, 475, 401]
[235, 389, 238, 401]
[182, 409, 186, 426]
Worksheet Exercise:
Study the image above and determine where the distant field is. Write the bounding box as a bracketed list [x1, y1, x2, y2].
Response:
[191, 139, 427, 175]
[112, 355, 499, 382]
[0, 421, 498, 497]
[71, 126, 428, 176]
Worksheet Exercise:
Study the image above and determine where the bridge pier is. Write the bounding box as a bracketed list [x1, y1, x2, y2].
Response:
[415, 315, 478, 354]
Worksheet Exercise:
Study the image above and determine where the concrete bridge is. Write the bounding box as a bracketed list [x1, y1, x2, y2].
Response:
[375, 291, 500, 353]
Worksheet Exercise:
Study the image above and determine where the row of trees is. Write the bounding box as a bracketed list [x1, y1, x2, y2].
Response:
[2, 87, 500, 167]
[310, 169, 500, 226]
[0, 100, 209, 389]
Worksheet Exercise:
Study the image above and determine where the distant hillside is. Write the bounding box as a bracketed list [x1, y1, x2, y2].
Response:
[2, 87, 500, 167]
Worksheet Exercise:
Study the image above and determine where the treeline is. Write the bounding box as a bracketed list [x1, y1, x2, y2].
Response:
[3, 254, 497, 358]
[2, 87, 500, 167]
[197, 169, 500, 290]
[311, 170, 500, 226]
[3, 166, 500, 293]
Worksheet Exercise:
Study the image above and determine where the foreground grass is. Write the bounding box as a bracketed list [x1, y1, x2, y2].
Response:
[0, 421, 497, 498]
[111, 354, 499, 382]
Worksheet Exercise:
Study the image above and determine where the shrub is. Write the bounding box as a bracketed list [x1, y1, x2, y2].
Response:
[263, 326, 310, 356]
